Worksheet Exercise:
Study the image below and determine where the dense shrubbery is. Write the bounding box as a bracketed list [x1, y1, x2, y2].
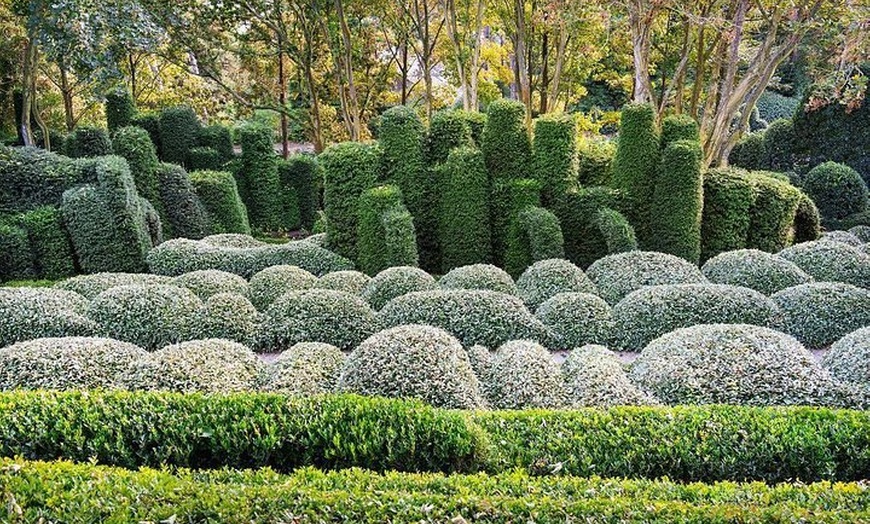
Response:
[259, 342, 345, 394]
[0, 287, 97, 348]
[822, 230, 863, 246]
[130, 113, 162, 157]
[487, 340, 566, 409]
[532, 113, 577, 203]
[648, 139, 702, 263]
[0, 220, 33, 281]
[0, 146, 93, 215]
[803, 161, 868, 221]
[158, 106, 200, 166]
[198, 124, 234, 161]
[611, 103, 659, 244]
[156, 163, 210, 239]
[111, 126, 161, 213]
[248, 264, 317, 310]
[586, 251, 707, 305]
[55, 273, 172, 299]
[64, 126, 112, 158]
[321, 142, 380, 259]
[850, 225, 870, 242]
[515, 258, 597, 311]
[14, 206, 76, 279]
[278, 154, 321, 230]
[190, 170, 251, 234]
[186, 147, 223, 171]
[315, 270, 371, 295]
[437, 147, 491, 271]
[778, 240, 870, 288]
[535, 293, 611, 349]
[236, 123, 283, 232]
[771, 282, 870, 348]
[552, 187, 631, 267]
[700, 168, 756, 260]
[563, 345, 657, 407]
[659, 114, 699, 147]
[193, 292, 260, 343]
[593, 206, 638, 255]
[438, 264, 517, 295]
[504, 205, 565, 277]
[172, 269, 249, 299]
[577, 139, 615, 186]
[356, 185, 418, 275]
[746, 173, 802, 253]
[104, 89, 135, 132]
[823, 328, 870, 386]
[360, 266, 436, 310]
[729, 132, 766, 170]
[762, 119, 795, 172]
[426, 110, 472, 165]
[702, 249, 813, 294]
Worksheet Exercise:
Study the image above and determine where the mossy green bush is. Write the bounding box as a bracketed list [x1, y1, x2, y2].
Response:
[131, 113, 162, 158]
[55, 273, 172, 299]
[702, 249, 814, 295]
[192, 292, 260, 343]
[516, 258, 598, 310]
[437, 146, 491, 272]
[456, 109, 487, 144]
[822, 327, 870, 386]
[771, 282, 870, 348]
[648, 139, 703, 263]
[426, 110, 473, 165]
[850, 225, 870, 242]
[535, 292, 612, 349]
[746, 173, 802, 253]
[794, 193, 822, 243]
[15, 206, 75, 279]
[593, 207, 638, 254]
[278, 154, 321, 231]
[156, 163, 209, 239]
[185, 146, 223, 171]
[577, 139, 615, 186]
[504, 205, 565, 278]
[259, 342, 345, 395]
[660, 114, 699, 147]
[0, 288, 97, 347]
[0, 221, 33, 281]
[158, 106, 201, 166]
[64, 126, 112, 158]
[762, 118, 795, 172]
[552, 187, 627, 268]
[172, 269, 249, 300]
[104, 89, 135, 132]
[532, 113, 577, 204]
[803, 162, 868, 221]
[586, 250, 707, 305]
[356, 184, 418, 275]
[111, 126, 162, 217]
[562, 345, 658, 407]
[823, 230, 863, 246]
[778, 240, 870, 288]
[248, 264, 317, 311]
[189, 170, 250, 234]
[728, 132, 766, 170]
[487, 340, 566, 409]
[481, 98, 531, 181]
[438, 264, 517, 295]
[237, 122, 283, 232]
[197, 124, 234, 161]
[315, 270, 370, 295]
[360, 266, 436, 310]
[611, 103, 659, 244]
[700, 168, 756, 261]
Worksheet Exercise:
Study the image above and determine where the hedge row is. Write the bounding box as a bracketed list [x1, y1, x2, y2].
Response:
[437, 147, 491, 271]
[321, 142, 380, 260]
[356, 185, 418, 275]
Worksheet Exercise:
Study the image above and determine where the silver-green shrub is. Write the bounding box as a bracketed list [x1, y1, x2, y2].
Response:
[361, 266, 436, 310]
[200, 234, 266, 248]
[849, 226, 870, 243]
[821, 230, 863, 247]
[487, 340, 566, 409]
[701, 249, 813, 295]
[0, 288, 97, 347]
[193, 292, 261, 344]
[562, 345, 657, 407]
[55, 273, 173, 300]
[438, 264, 518, 295]
[586, 251, 707, 305]
[315, 270, 371, 295]
[771, 282, 870, 348]
[248, 265, 317, 310]
[258, 342, 345, 395]
[823, 327, 870, 386]
[535, 292, 612, 349]
[515, 258, 598, 311]
[778, 240, 870, 289]
[173, 270, 250, 299]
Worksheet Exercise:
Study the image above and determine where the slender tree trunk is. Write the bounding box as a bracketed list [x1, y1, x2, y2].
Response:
[628, 0, 655, 104]
[20, 37, 37, 147]
[333, 0, 361, 140]
[128, 53, 138, 100]
[539, 31, 549, 114]
[547, 23, 568, 113]
[59, 65, 75, 132]
[469, 0, 485, 110]
[513, 0, 531, 125]
[278, 35, 289, 159]
[442, 0, 470, 109]
[401, 39, 409, 106]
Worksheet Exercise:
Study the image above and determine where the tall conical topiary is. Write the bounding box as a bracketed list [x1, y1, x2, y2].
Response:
[105, 88, 136, 133]
[648, 139, 703, 263]
[533, 113, 578, 205]
[611, 103, 659, 247]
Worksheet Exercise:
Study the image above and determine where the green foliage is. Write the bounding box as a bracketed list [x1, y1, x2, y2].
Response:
[535, 293, 612, 349]
[360, 266, 436, 310]
[504, 206, 565, 278]
[259, 342, 345, 395]
[64, 126, 112, 158]
[237, 123, 284, 232]
[823, 327, 870, 386]
[649, 140, 703, 263]
[56, 273, 173, 299]
[576, 139, 615, 186]
[481, 99, 531, 181]
[456, 110, 487, 145]
[156, 163, 209, 239]
[532, 113, 577, 203]
[660, 114, 699, 148]
[779, 240, 870, 289]
[794, 193, 821, 243]
[438, 264, 517, 295]
[611, 103, 660, 244]
[278, 154, 322, 230]
[189, 170, 250, 234]
[772, 283, 870, 348]
[702, 249, 813, 295]
[104, 88, 135, 132]
[248, 264, 317, 310]
[130, 113, 162, 158]
[488, 340, 566, 409]
[803, 161, 868, 221]
[15, 206, 75, 279]
[356, 185, 418, 275]
[0, 220, 34, 281]
[158, 106, 201, 166]
[437, 147, 491, 272]
[186, 146, 223, 172]
[0, 146, 95, 215]
[426, 110, 473, 165]
[729, 132, 766, 170]
[563, 345, 658, 407]
[586, 250, 707, 305]
[552, 187, 625, 268]
[515, 258, 598, 311]
[111, 126, 163, 218]
[762, 118, 795, 172]
[746, 173, 802, 253]
[320, 141, 380, 259]
[756, 91, 800, 123]
[593, 207, 638, 254]
[700, 168, 756, 261]
[198, 124, 234, 161]
[0, 288, 96, 347]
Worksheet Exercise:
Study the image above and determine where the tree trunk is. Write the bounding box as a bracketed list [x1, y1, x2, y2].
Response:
[442, 0, 470, 109]
[469, 0, 485, 110]
[514, 0, 531, 125]
[539, 31, 549, 114]
[278, 37, 289, 159]
[20, 37, 37, 147]
[547, 23, 568, 113]
[59, 66, 75, 132]
[628, 0, 654, 104]
[333, 0, 361, 140]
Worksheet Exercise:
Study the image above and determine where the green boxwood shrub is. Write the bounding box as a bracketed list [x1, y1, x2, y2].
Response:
[487, 340, 566, 409]
[189, 170, 250, 234]
[257, 289, 378, 351]
[481, 98, 531, 181]
[186, 146, 223, 171]
[0, 288, 97, 347]
[156, 163, 209, 239]
[577, 139, 615, 186]
[778, 240, 870, 288]
[850, 225, 870, 242]
[378, 289, 552, 348]
[360, 266, 436, 310]
[456, 110, 487, 144]
[15, 206, 75, 279]
[338, 325, 485, 409]
[593, 207, 638, 254]
[357, 185, 418, 275]
[803, 162, 868, 221]
[158, 106, 201, 166]
[516, 258, 598, 311]
[198, 124, 234, 161]
[259, 342, 345, 395]
[822, 327, 870, 386]
[236, 123, 283, 232]
[756, 91, 800, 123]
[130, 113, 162, 158]
[794, 193, 822, 243]
[437, 146, 491, 272]
[746, 173, 802, 253]
[315, 270, 370, 295]
[611, 103, 659, 244]
[172, 269, 249, 300]
[55, 273, 173, 300]
[648, 139, 702, 263]
[248, 264, 317, 311]
[551, 187, 626, 268]
[702, 249, 814, 295]
[660, 114, 699, 147]
[0, 221, 33, 281]
[504, 205, 565, 277]
[320, 141, 380, 260]
[192, 292, 260, 344]
[563, 345, 658, 407]
[111, 126, 162, 217]
[700, 168, 756, 261]
[104, 89, 135, 132]
[762, 118, 795, 172]
[728, 132, 766, 170]
[610, 284, 779, 350]
[438, 264, 518, 295]
[0, 336, 146, 390]
[823, 230, 864, 246]
[426, 110, 473, 165]
[629, 324, 835, 406]
[532, 113, 577, 203]
[535, 292, 612, 349]
[586, 251, 707, 305]
[771, 282, 870, 348]
[64, 126, 112, 158]
[278, 154, 322, 231]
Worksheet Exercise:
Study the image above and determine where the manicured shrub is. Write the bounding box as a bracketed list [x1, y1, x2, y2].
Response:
[338, 325, 485, 409]
[356, 185, 418, 275]
[156, 163, 209, 239]
[0, 221, 33, 281]
[702, 249, 814, 295]
[437, 146, 491, 272]
[320, 141, 380, 259]
[257, 290, 378, 351]
[794, 193, 822, 243]
[259, 342, 345, 394]
[481, 98, 531, 181]
[378, 289, 552, 348]
[700, 168, 756, 261]
[55, 273, 172, 299]
[771, 282, 870, 348]
[104, 89, 135, 132]
[552, 187, 626, 268]
[111, 126, 162, 215]
[778, 240, 870, 288]
[648, 139, 702, 263]
[532, 113, 577, 204]
[466, 344, 492, 387]
[576, 139, 615, 186]
[14, 206, 75, 279]
[456, 110, 487, 144]
[0, 146, 94, 215]
[563, 345, 657, 407]
[0, 336, 146, 390]
[487, 340, 566, 409]
[610, 284, 779, 350]
[803, 162, 868, 221]
[728, 131, 766, 170]
[158, 106, 201, 166]
[586, 251, 707, 305]
[763, 118, 795, 171]
[426, 110, 473, 165]
[64, 126, 112, 158]
[850, 225, 870, 242]
[189, 170, 251, 234]
[186, 146, 223, 171]
[821, 230, 863, 246]
[316, 270, 371, 295]
[611, 103, 659, 244]
[236, 123, 283, 232]
[593, 207, 637, 254]
[535, 292, 612, 349]
[660, 114, 699, 148]
[756, 91, 800, 123]
[123, 339, 263, 393]
[192, 292, 260, 343]
[504, 205, 565, 277]
[823, 327, 870, 386]
[360, 266, 436, 310]
[438, 264, 518, 295]
[130, 112, 162, 157]
[745, 173, 803, 253]
[0, 288, 97, 347]
[248, 265, 317, 311]
[197, 124, 234, 161]
[172, 269, 249, 299]
[278, 154, 322, 230]
[87, 284, 203, 350]
[515, 258, 598, 311]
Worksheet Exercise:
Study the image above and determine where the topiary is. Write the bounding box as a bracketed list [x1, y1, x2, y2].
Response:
[360, 266, 436, 310]
[793, 193, 822, 244]
[822, 327, 870, 386]
[629, 324, 835, 406]
[504, 205, 565, 278]
[0, 145, 94, 215]
[551, 187, 627, 268]
[105, 89, 135, 132]
[156, 163, 209, 239]
[315, 270, 371, 295]
[201, 234, 265, 248]
[849, 225, 870, 243]
[611, 103, 659, 244]
[728, 132, 766, 170]
[762, 119, 796, 172]
[130, 113, 162, 158]
[778, 240, 870, 289]
[426, 110, 473, 165]
[0, 336, 146, 390]
[356, 185, 418, 275]
[378, 289, 552, 348]
[515, 258, 598, 311]
[756, 91, 800, 123]
[702, 249, 814, 295]
[532, 113, 577, 204]
[0, 288, 97, 347]
[586, 251, 708, 305]
[821, 230, 863, 247]
[278, 154, 322, 231]
[745, 172, 803, 253]
[660, 114, 699, 148]
[198, 124, 234, 161]
[64, 126, 112, 158]
[122, 339, 262, 393]
[465, 344, 493, 388]
[577, 138, 615, 186]
[437, 146, 491, 272]
[186, 147, 223, 172]
[111, 126, 162, 213]
[594, 207, 638, 256]
[487, 340, 566, 409]
[0, 220, 34, 281]
[438, 264, 518, 295]
[700, 168, 756, 261]
[189, 170, 251, 234]
[236, 122, 283, 232]
[14, 206, 76, 280]
[648, 139, 703, 263]
[610, 284, 779, 350]
[337, 325, 485, 409]
[248, 265, 317, 311]
[456, 109, 487, 145]
[259, 342, 346, 395]
[481, 98, 531, 182]
[55, 273, 173, 300]
[803, 162, 869, 221]
[562, 345, 657, 407]
[535, 292, 612, 349]
[192, 292, 260, 344]
[771, 282, 870, 348]
[172, 270, 249, 300]
[158, 106, 201, 166]
[87, 284, 203, 350]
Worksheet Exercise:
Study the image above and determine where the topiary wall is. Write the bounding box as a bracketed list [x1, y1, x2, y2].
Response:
[745, 172, 802, 253]
[700, 168, 756, 261]
[186, 147, 223, 172]
[762, 118, 795, 172]
[190, 170, 251, 235]
[0, 220, 34, 281]
[357, 185, 418, 275]
[158, 106, 201, 167]
[198, 124, 234, 161]
[533, 114, 577, 205]
[131, 113, 162, 158]
[105, 89, 135, 133]
[437, 146, 491, 272]
[648, 139, 703, 263]
[111, 126, 164, 223]
[728, 132, 766, 170]
[156, 163, 210, 239]
[552, 187, 628, 268]
[237, 122, 284, 232]
[504, 205, 565, 278]
[15, 206, 76, 279]
[0, 146, 94, 215]
[660, 114, 699, 148]
[278, 154, 322, 231]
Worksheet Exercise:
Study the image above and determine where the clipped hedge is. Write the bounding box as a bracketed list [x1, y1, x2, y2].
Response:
[156, 162, 209, 239]
[189, 169, 251, 234]
[111, 125, 162, 211]
[487, 340, 566, 409]
[771, 282, 870, 348]
[481, 98, 531, 181]
[746, 173, 802, 253]
[315, 270, 371, 295]
[532, 113, 577, 203]
[794, 193, 822, 243]
[278, 154, 321, 230]
[729, 131, 766, 170]
[15, 206, 76, 279]
[563, 345, 658, 407]
[586, 251, 707, 305]
[0, 221, 33, 281]
[437, 146, 491, 272]
[648, 139, 702, 263]
[172, 269, 249, 300]
[823, 327, 870, 386]
[611, 103, 659, 244]
[0, 146, 94, 215]
[535, 292, 612, 349]
[259, 342, 345, 394]
[185, 146, 223, 171]
[660, 114, 699, 147]
[700, 168, 757, 261]
[193, 292, 260, 343]
[64, 126, 112, 158]
[577, 138, 615, 186]
[198, 124, 234, 161]
[357, 184, 418, 275]
[594, 206, 638, 254]
[237, 123, 283, 232]
[0, 288, 97, 348]
[763, 118, 795, 172]
[778, 240, 870, 288]
[702, 249, 814, 295]
[158, 106, 201, 166]
[438, 264, 517, 295]
[55, 272, 173, 300]
[104, 88, 135, 132]
[248, 264, 317, 310]
[504, 205, 565, 277]
[426, 110, 473, 165]
[360, 266, 436, 310]
[552, 187, 627, 268]
[516, 258, 597, 311]
[803, 161, 868, 221]
[130, 112, 162, 157]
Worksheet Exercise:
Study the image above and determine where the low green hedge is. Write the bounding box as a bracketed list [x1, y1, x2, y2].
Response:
[4, 459, 869, 523]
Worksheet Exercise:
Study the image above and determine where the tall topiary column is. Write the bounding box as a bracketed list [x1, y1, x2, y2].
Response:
[64, 126, 112, 158]
[357, 185, 418, 275]
[427, 110, 473, 165]
[112, 126, 165, 225]
[158, 106, 201, 166]
[437, 147, 491, 272]
[237, 123, 283, 232]
[648, 139, 703, 263]
[278, 154, 322, 231]
[533, 113, 578, 205]
[105, 88, 136, 132]
[156, 163, 210, 239]
[190, 170, 251, 235]
[611, 103, 659, 246]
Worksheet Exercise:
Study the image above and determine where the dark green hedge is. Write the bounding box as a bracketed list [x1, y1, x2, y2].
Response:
[63, 126, 112, 158]
[190, 170, 251, 234]
[437, 147, 491, 272]
[130, 113, 162, 158]
[802, 161, 868, 221]
[611, 103, 659, 244]
[649, 139, 703, 263]
[762, 118, 795, 172]
[532, 113, 577, 204]
[481, 99, 531, 182]
[237, 123, 283, 232]
[504, 205, 565, 277]
[198, 124, 234, 161]
[158, 106, 201, 166]
[594, 206, 638, 255]
[111, 126, 163, 218]
[157, 163, 210, 239]
[746, 172, 802, 253]
[0, 146, 94, 215]
[15, 206, 75, 279]
[456, 109, 487, 145]
[278, 154, 321, 231]
[552, 187, 625, 268]
[729, 132, 765, 170]
[320, 142, 380, 260]
[660, 114, 699, 148]
[793, 192, 821, 243]
[700, 168, 756, 261]
[426, 110, 473, 165]
[357, 185, 418, 275]
[0, 220, 34, 281]
[186, 146, 224, 172]
[105, 88, 135, 132]
[577, 140, 615, 186]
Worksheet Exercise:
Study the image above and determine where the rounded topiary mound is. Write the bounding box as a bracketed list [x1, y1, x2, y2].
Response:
[193, 293, 261, 344]
[821, 230, 864, 247]
[0, 288, 97, 348]
[258, 342, 346, 395]
[610, 284, 778, 350]
[257, 290, 378, 351]
[0, 336, 147, 390]
[337, 325, 485, 409]
[361, 266, 437, 310]
[465, 344, 492, 386]
[822, 328, 870, 386]
[586, 251, 707, 305]
[849, 225, 870, 243]
[248, 265, 317, 310]
[200, 234, 266, 248]
[562, 345, 657, 407]
[55, 273, 174, 300]
[315, 270, 371, 295]
[771, 282, 870, 348]
[378, 289, 553, 348]
[123, 339, 262, 393]
[438, 264, 518, 295]
[87, 284, 203, 350]
[629, 324, 834, 406]
[535, 293, 612, 349]
[778, 240, 870, 289]
[701, 249, 814, 295]
[173, 270, 250, 299]
[802, 161, 868, 220]
[515, 258, 598, 310]
[487, 340, 566, 409]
